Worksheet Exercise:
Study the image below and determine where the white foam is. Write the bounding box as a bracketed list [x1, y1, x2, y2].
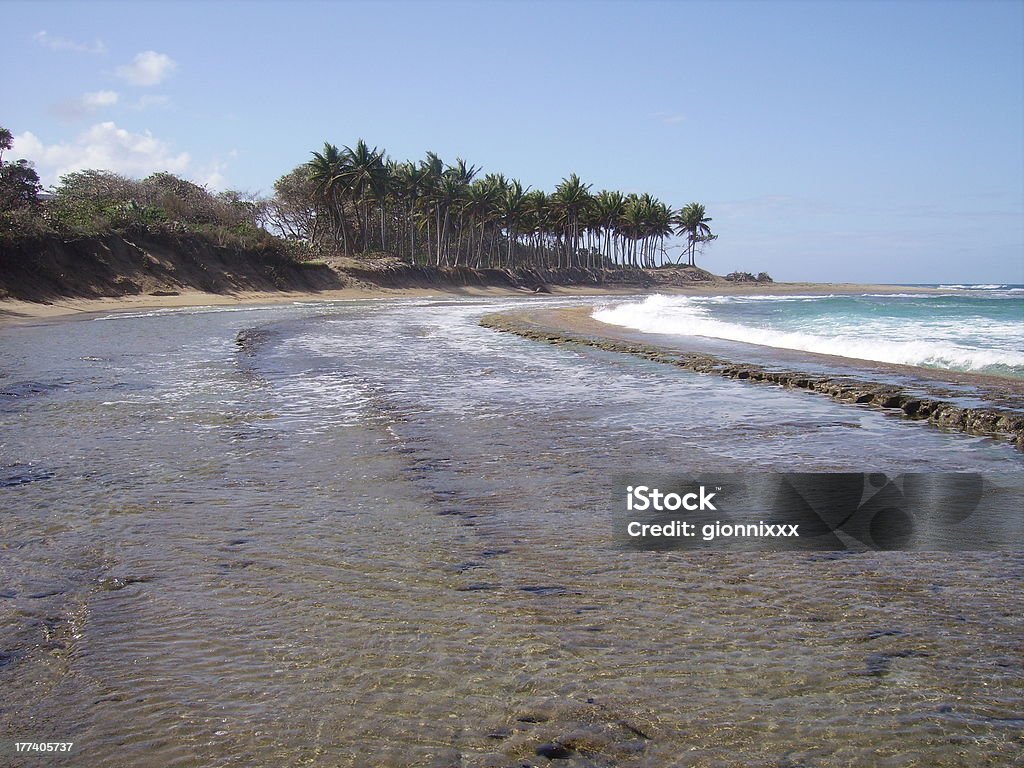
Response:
[593, 294, 1024, 373]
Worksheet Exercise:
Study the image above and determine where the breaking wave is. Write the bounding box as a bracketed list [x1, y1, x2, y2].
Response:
[593, 294, 1024, 376]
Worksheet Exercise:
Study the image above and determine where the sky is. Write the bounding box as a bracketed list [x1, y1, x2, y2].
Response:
[3, 0, 1022, 283]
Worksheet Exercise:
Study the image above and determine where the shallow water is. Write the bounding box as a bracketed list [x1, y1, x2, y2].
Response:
[1, 297, 1022, 767]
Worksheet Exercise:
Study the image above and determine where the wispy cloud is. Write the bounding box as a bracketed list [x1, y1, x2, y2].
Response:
[82, 90, 119, 109]
[34, 30, 106, 55]
[116, 51, 177, 86]
[132, 94, 172, 111]
[50, 90, 121, 121]
[650, 111, 687, 125]
[713, 195, 801, 219]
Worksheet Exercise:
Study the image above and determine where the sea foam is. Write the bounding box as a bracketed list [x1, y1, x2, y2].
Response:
[593, 294, 1024, 375]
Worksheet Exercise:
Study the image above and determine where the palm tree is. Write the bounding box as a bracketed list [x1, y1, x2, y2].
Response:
[498, 179, 529, 268]
[552, 174, 593, 268]
[434, 171, 467, 265]
[341, 140, 385, 251]
[593, 190, 625, 265]
[306, 142, 351, 255]
[393, 161, 428, 263]
[523, 189, 551, 266]
[620, 194, 645, 267]
[648, 198, 675, 266]
[675, 202, 715, 267]
[463, 178, 501, 267]
[295, 139, 717, 272]
[419, 152, 445, 263]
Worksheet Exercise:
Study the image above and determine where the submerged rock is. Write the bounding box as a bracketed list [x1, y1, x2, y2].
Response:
[535, 742, 573, 759]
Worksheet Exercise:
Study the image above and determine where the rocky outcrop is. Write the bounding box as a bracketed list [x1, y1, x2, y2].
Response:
[725, 270, 774, 283]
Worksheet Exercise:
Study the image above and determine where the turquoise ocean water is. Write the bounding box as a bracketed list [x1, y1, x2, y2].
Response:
[594, 284, 1024, 378]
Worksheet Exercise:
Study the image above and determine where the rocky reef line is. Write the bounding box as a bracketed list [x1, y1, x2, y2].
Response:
[480, 309, 1024, 450]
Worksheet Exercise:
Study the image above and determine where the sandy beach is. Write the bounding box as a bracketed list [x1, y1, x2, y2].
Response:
[0, 280, 941, 328]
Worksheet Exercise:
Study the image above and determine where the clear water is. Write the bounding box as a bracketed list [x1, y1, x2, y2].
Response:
[593, 288, 1024, 378]
[1, 297, 1022, 767]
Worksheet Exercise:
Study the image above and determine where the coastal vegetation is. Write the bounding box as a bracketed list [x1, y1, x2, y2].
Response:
[1, 168, 280, 260]
[1, 124, 718, 273]
[286, 140, 718, 270]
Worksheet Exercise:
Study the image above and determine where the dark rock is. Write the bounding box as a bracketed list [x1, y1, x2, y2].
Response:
[519, 585, 571, 596]
[536, 742, 573, 759]
[98, 575, 148, 591]
[902, 399, 922, 415]
[517, 713, 549, 724]
[862, 653, 892, 676]
[0, 464, 56, 487]
[865, 628, 906, 640]
[860, 649, 930, 676]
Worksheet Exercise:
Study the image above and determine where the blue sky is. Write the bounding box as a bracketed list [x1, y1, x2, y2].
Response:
[3, 0, 1022, 282]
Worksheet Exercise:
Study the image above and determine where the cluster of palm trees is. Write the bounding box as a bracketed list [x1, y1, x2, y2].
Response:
[299, 140, 716, 269]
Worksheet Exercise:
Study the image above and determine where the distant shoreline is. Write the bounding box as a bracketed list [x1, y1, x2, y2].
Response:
[0, 280, 943, 329]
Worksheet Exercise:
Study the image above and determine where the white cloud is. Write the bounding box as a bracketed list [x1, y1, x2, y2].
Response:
[82, 90, 119, 109]
[34, 30, 106, 54]
[14, 122, 191, 186]
[116, 51, 177, 86]
[198, 164, 228, 190]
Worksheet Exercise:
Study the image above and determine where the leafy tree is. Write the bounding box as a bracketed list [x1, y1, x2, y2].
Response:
[0, 160, 41, 211]
[0, 126, 13, 165]
[0, 125, 42, 214]
[268, 166, 321, 244]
